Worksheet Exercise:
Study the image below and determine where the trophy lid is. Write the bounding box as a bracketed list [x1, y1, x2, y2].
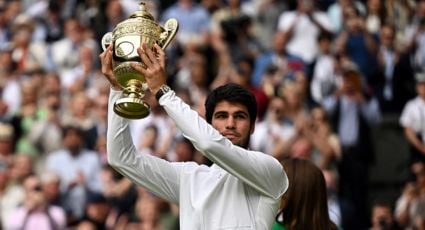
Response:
[129, 2, 154, 21]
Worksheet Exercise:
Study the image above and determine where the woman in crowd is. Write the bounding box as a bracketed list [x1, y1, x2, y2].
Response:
[273, 157, 338, 230]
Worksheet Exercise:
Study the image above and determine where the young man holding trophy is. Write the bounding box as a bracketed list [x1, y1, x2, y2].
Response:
[100, 37, 288, 230]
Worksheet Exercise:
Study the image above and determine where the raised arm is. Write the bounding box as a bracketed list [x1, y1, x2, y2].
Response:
[133, 44, 288, 199]
[99, 46, 182, 204]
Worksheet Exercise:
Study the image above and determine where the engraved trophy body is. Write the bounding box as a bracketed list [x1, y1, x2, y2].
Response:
[101, 2, 178, 119]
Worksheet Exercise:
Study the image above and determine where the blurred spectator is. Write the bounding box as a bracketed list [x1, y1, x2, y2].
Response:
[250, 96, 294, 156]
[364, 0, 387, 36]
[223, 56, 269, 119]
[8, 154, 34, 184]
[14, 78, 44, 157]
[6, 175, 66, 230]
[277, 0, 334, 70]
[174, 51, 210, 114]
[161, 0, 211, 48]
[0, 47, 22, 118]
[45, 125, 103, 225]
[27, 81, 63, 155]
[273, 157, 338, 230]
[61, 91, 97, 150]
[210, 0, 245, 39]
[132, 195, 163, 230]
[47, 17, 98, 76]
[61, 44, 101, 95]
[137, 124, 160, 157]
[9, 14, 48, 74]
[129, 95, 177, 158]
[305, 106, 342, 169]
[321, 65, 381, 229]
[374, 24, 415, 114]
[327, 0, 366, 34]
[323, 168, 342, 227]
[255, 0, 287, 52]
[39, 170, 64, 208]
[80, 191, 113, 230]
[35, 1, 64, 43]
[168, 137, 196, 162]
[0, 2, 9, 51]
[310, 31, 340, 104]
[394, 162, 425, 229]
[334, 5, 379, 85]
[400, 72, 425, 180]
[209, 0, 260, 64]
[100, 165, 138, 220]
[369, 201, 400, 230]
[404, 0, 425, 73]
[0, 158, 25, 229]
[386, 0, 415, 46]
[252, 31, 306, 91]
[92, 0, 127, 49]
[0, 122, 16, 158]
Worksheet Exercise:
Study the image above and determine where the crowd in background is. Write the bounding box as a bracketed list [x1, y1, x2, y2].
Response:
[0, 0, 424, 229]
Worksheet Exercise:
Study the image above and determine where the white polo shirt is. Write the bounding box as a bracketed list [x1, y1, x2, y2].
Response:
[400, 96, 425, 141]
[107, 89, 288, 230]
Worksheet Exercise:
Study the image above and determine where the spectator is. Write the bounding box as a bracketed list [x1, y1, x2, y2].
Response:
[61, 91, 98, 150]
[250, 96, 294, 156]
[45, 125, 103, 225]
[6, 175, 66, 230]
[394, 162, 425, 229]
[80, 191, 113, 230]
[399, 72, 425, 180]
[310, 31, 339, 104]
[277, 0, 334, 69]
[161, 0, 211, 49]
[272, 157, 338, 230]
[323, 168, 342, 227]
[321, 65, 381, 229]
[364, 0, 387, 36]
[327, 0, 366, 34]
[334, 5, 379, 85]
[255, 0, 287, 52]
[375, 24, 415, 114]
[0, 122, 16, 158]
[403, 0, 425, 72]
[370, 201, 400, 230]
[251, 31, 306, 92]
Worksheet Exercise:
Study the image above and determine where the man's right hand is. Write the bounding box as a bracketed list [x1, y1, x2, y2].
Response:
[99, 45, 121, 91]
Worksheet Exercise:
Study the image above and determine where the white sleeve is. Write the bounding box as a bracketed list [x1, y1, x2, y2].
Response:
[106, 89, 183, 204]
[159, 90, 288, 199]
[399, 100, 419, 132]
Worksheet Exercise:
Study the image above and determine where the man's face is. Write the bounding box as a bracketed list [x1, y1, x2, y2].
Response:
[211, 101, 254, 147]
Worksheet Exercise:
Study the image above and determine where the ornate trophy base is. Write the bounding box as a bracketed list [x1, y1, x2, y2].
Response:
[114, 97, 150, 119]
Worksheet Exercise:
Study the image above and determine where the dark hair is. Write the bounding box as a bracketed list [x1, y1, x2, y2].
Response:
[205, 83, 257, 124]
[61, 125, 84, 139]
[276, 158, 337, 230]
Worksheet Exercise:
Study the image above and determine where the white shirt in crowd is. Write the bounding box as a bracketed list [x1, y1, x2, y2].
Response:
[400, 96, 425, 141]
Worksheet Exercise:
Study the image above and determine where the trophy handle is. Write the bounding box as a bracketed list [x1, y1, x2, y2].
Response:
[159, 18, 179, 49]
[101, 32, 113, 51]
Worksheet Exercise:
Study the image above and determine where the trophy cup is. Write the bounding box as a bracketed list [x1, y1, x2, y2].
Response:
[101, 2, 178, 119]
